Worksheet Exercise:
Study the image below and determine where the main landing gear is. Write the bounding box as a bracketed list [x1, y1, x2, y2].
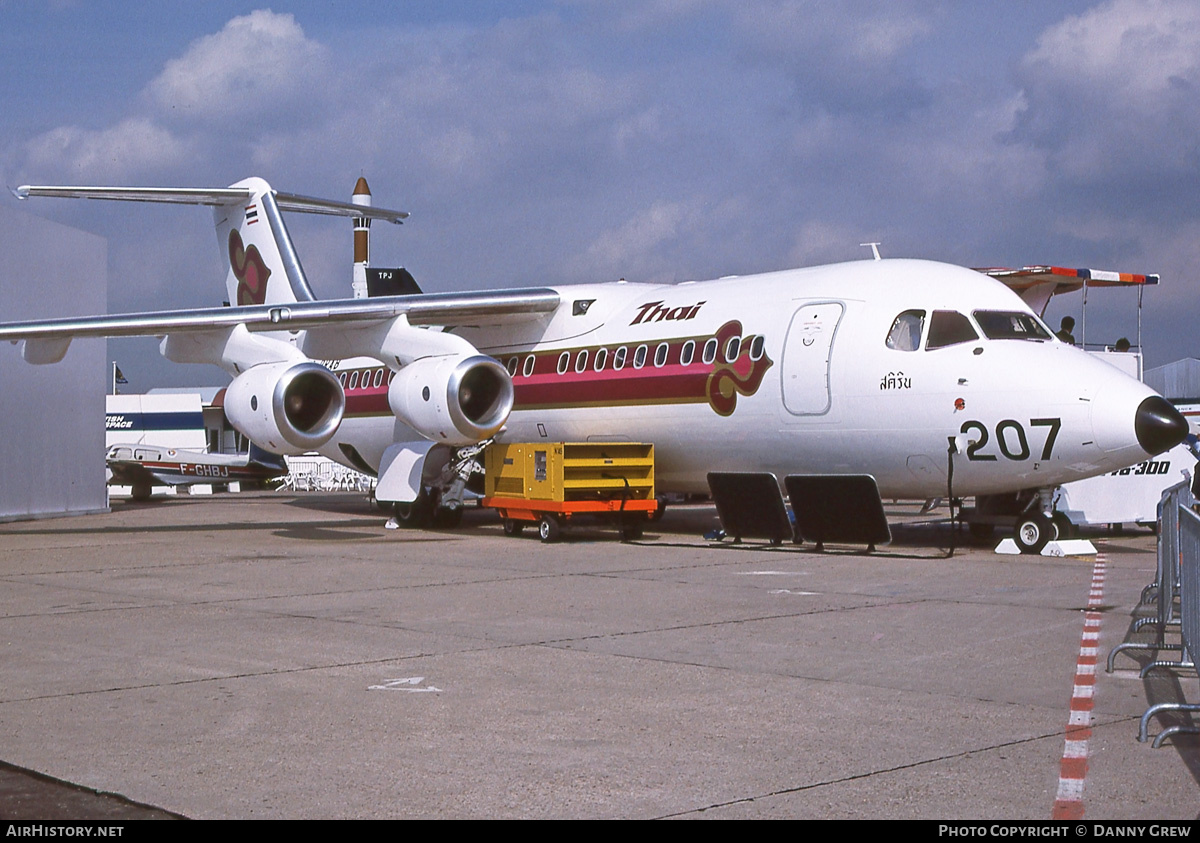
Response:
[392, 487, 464, 530]
[388, 442, 489, 531]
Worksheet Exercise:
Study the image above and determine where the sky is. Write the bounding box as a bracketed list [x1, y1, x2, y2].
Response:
[1, 0, 1197, 389]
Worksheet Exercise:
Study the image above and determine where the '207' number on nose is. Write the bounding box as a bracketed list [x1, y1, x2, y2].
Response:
[959, 418, 1061, 461]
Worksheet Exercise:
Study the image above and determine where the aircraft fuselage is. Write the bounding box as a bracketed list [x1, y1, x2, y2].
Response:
[319, 259, 1170, 499]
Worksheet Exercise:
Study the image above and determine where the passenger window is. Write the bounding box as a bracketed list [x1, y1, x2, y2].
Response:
[925, 311, 978, 350]
[373, 368, 384, 388]
[886, 310, 925, 352]
[681, 340, 696, 366]
[702, 338, 718, 364]
[724, 336, 741, 363]
[654, 343, 669, 367]
[575, 350, 589, 373]
[557, 351, 570, 375]
[348, 371, 359, 390]
[633, 345, 648, 369]
[506, 357, 519, 376]
[749, 335, 765, 360]
[523, 355, 535, 377]
[594, 348, 608, 371]
[613, 347, 628, 370]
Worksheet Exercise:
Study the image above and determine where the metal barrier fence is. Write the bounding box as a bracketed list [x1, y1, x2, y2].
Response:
[1138, 503, 1200, 746]
[1108, 479, 1192, 673]
[280, 456, 375, 493]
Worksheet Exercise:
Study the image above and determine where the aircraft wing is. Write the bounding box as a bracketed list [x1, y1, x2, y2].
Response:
[106, 460, 165, 487]
[0, 288, 562, 363]
[977, 265, 1159, 315]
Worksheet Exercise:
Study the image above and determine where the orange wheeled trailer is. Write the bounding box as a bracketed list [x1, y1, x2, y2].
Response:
[481, 442, 658, 542]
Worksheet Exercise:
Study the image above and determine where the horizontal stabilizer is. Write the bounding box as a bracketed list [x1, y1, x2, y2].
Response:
[14, 184, 408, 223]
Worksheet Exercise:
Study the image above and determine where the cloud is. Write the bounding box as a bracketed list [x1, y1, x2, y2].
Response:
[146, 10, 331, 126]
[7, 1, 1199, 377]
[726, 0, 937, 114]
[1013, 0, 1200, 195]
[19, 116, 193, 183]
[579, 199, 709, 281]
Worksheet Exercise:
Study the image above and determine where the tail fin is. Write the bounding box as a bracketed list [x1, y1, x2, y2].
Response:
[15, 178, 408, 306]
[214, 177, 311, 307]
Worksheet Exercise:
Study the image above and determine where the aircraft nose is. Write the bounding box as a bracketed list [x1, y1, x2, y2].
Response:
[1135, 395, 1188, 455]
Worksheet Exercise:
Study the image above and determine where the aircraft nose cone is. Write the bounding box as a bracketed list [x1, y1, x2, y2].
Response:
[1135, 395, 1188, 455]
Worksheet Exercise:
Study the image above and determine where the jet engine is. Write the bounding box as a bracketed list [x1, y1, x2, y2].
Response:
[224, 361, 345, 455]
[388, 354, 513, 445]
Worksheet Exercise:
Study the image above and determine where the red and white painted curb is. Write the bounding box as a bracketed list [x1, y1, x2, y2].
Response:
[1051, 553, 1106, 820]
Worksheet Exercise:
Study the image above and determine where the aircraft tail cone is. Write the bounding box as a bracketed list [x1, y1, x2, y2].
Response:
[1135, 395, 1188, 455]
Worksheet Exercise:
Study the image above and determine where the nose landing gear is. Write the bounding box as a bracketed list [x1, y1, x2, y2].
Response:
[1014, 510, 1056, 555]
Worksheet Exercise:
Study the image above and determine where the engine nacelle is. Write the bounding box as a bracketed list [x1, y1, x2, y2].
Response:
[224, 361, 345, 455]
[388, 354, 513, 445]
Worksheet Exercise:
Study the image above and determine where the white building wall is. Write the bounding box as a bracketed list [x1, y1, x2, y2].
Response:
[0, 203, 108, 521]
[105, 394, 206, 450]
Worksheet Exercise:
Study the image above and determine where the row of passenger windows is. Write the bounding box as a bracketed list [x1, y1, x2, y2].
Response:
[336, 367, 393, 391]
[885, 309, 1051, 352]
[334, 335, 770, 388]
[504, 335, 765, 378]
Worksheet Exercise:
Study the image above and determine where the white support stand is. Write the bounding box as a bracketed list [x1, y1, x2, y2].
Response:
[994, 538, 1098, 556]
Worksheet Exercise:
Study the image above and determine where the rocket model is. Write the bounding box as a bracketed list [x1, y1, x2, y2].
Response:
[351, 176, 371, 299]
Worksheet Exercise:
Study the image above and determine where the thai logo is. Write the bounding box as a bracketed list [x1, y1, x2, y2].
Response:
[229, 230, 271, 305]
[630, 300, 706, 325]
[706, 320, 773, 416]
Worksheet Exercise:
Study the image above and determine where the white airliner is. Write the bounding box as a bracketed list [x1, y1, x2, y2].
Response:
[0, 178, 1187, 551]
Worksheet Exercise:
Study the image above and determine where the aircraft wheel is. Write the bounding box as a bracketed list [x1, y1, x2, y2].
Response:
[1014, 512, 1057, 555]
[620, 521, 644, 542]
[503, 519, 524, 537]
[393, 490, 434, 529]
[538, 515, 561, 543]
[131, 481, 152, 502]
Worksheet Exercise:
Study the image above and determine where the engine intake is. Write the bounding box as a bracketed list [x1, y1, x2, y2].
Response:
[224, 361, 345, 455]
[389, 354, 513, 445]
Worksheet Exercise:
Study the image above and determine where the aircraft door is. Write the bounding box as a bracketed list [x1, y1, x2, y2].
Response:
[781, 302, 844, 415]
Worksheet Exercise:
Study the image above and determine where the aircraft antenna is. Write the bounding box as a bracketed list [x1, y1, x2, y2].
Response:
[860, 242, 882, 261]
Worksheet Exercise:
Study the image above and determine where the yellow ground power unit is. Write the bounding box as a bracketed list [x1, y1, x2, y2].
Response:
[482, 442, 658, 542]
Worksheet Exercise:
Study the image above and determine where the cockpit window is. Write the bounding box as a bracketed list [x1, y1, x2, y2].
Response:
[925, 310, 979, 350]
[972, 311, 1052, 341]
[886, 310, 925, 351]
